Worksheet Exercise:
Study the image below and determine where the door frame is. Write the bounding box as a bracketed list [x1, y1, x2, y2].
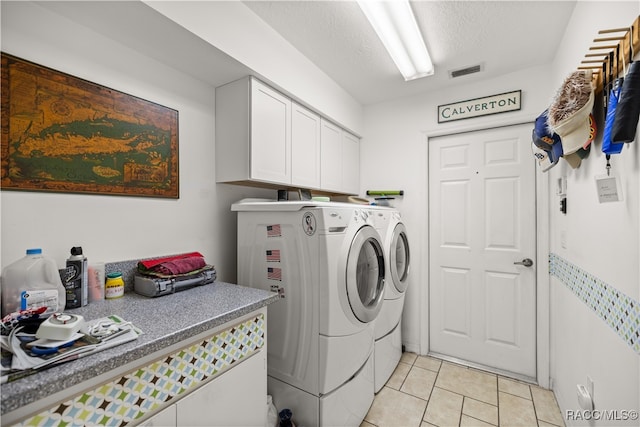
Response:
[421, 119, 550, 388]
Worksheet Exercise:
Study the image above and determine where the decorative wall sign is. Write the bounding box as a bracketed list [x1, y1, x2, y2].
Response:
[1, 53, 179, 198]
[438, 90, 521, 123]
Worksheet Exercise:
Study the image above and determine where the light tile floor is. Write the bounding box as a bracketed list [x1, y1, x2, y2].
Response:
[362, 353, 565, 427]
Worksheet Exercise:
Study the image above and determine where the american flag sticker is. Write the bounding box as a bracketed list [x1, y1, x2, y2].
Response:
[267, 267, 282, 281]
[266, 249, 281, 262]
[267, 224, 282, 237]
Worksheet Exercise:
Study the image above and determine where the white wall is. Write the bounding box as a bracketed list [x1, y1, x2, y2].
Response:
[143, 0, 364, 136]
[3, 1, 639, 420]
[361, 64, 556, 353]
[1, 0, 365, 279]
[361, 1, 640, 423]
[547, 1, 640, 424]
[0, 1, 272, 277]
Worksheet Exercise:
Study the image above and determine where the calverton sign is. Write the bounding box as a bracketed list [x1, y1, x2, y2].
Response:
[438, 90, 521, 123]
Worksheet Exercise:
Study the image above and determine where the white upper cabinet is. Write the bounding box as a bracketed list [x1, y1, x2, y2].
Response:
[251, 80, 291, 183]
[216, 76, 358, 194]
[320, 119, 360, 194]
[216, 77, 291, 185]
[320, 119, 343, 192]
[291, 102, 321, 189]
[341, 130, 360, 195]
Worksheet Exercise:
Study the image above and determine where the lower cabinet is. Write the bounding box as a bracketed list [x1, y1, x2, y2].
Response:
[8, 310, 267, 427]
[140, 350, 267, 427]
[178, 350, 266, 426]
[139, 403, 176, 427]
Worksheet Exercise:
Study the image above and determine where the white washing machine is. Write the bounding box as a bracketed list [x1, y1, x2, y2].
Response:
[373, 208, 410, 392]
[233, 200, 386, 426]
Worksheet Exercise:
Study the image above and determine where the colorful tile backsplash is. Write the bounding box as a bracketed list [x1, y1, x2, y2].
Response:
[549, 253, 640, 355]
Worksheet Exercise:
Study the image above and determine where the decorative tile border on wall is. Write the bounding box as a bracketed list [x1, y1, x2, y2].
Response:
[549, 253, 640, 355]
[19, 314, 265, 426]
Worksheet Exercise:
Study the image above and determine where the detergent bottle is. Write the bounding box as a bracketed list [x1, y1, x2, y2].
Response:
[1, 248, 66, 318]
[65, 246, 88, 308]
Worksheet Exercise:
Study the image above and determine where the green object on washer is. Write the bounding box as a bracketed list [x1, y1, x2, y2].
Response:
[366, 190, 404, 196]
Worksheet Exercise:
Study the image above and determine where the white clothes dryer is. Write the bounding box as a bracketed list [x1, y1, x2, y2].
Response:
[373, 208, 410, 392]
[233, 200, 386, 426]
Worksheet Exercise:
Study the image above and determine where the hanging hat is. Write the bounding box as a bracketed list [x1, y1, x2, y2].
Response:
[532, 110, 562, 171]
[562, 113, 595, 169]
[533, 110, 560, 150]
[563, 152, 582, 169]
[531, 142, 554, 172]
[548, 70, 595, 155]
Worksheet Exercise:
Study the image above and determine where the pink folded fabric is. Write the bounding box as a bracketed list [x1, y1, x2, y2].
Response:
[138, 252, 208, 276]
[138, 252, 203, 270]
[153, 257, 207, 276]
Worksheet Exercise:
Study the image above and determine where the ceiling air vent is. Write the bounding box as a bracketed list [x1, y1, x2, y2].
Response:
[449, 64, 483, 79]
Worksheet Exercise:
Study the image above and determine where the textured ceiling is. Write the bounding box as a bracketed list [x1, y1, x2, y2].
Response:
[243, 1, 577, 105]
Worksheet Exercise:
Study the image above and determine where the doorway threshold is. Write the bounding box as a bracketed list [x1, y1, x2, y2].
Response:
[427, 351, 537, 385]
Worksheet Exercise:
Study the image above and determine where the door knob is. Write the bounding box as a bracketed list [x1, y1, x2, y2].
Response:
[514, 258, 534, 267]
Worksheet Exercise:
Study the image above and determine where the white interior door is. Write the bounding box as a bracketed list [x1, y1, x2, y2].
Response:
[428, 123, 536, 379]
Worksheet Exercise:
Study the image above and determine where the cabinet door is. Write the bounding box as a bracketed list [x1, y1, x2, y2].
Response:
[138, 404, 177, 427]
[291, 102, 321, 189]
[176, 350, 267, 426]
[342, 131, 360, 195]
[320, 119, 342, 192]
[250, 79, 291, 184]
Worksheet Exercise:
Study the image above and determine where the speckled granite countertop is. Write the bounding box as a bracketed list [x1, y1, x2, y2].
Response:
[1, 281, 280, 415]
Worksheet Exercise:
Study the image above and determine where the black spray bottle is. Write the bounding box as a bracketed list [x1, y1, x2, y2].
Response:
[65, 246, 88, 308]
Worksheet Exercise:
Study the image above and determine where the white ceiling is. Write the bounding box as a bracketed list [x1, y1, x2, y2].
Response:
[243, 0, 577, 106]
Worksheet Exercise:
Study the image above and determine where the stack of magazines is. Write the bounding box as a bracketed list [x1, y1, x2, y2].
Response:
[1, 314, 140, 383]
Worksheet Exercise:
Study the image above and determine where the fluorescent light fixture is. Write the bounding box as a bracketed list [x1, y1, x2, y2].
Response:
[357, 0, 434, 81]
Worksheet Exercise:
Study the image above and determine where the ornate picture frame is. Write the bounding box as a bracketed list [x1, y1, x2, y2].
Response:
[1, 53, 179, 198]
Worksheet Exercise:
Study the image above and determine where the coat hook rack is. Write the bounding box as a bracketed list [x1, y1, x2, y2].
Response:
[579, 15, 640, 94]
[589, 44, 620, 50]
[593, 36, 626, 43]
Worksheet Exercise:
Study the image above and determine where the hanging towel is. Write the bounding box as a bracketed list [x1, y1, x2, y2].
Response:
[611, 61, 640, 143]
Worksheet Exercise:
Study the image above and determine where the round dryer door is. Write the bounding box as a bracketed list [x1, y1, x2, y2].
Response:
[346, 225, 385, 323]
[390, 223, 410, 293]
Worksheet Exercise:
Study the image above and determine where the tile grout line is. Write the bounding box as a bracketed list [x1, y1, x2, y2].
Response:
[419, 359, 434, 427]
[531, 383, 542, 427]
[496, 373, 501, 427]
[371, 354, 564, 427]
[460, 402, 499, 427]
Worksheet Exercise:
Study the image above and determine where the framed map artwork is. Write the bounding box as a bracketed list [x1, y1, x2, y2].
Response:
[1, 53, 179, 198]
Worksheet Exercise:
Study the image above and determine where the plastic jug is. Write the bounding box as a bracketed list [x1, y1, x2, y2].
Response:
[1, 248, 66, 318]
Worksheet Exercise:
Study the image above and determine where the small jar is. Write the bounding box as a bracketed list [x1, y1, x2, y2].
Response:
[105, 272, 125, 299]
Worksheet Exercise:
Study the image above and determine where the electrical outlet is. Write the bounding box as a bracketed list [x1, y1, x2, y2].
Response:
[577, 384, 594, 410]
